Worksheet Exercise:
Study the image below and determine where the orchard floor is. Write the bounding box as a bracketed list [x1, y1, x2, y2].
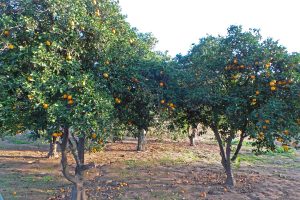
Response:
[0, 134, 300, 200]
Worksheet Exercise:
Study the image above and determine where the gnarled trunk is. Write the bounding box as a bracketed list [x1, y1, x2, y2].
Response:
[212, 125, 235, 187]
[71, 181, 87, 200]
[137, 129, 146, 151]
[47, 136, 59, 158]
[60, 126, 87, 200]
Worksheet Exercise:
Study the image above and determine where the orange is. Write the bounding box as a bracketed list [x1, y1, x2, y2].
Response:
[262, 125, 267, 129]
[269, 82, 276, 87]
[265, 119, 270, 124]
[67, 95, 72, 100]
[45, 40, 51, 46]
[250, 75, 255, 79]
[159, 82, 164, 87]
[4, 30, 9, 36]
[91, 133, 97, 139]
[103, 73, 109, 79]
[283, 130, 289, 135]
[105, 60, 110, 65]
[233, 58, 238, 64]
[112, 29, 116, 34]
[52, 133, 58, 137]
[240, 65, 245, 69]
[8, 43, 14, 49]
[270, 86, 276, 91]
[115, 98, 121, 104]
[68, 99, 74, 105]
[63, 94, 68, 99]
[160, 99, 165, 104]
[43, 103, 48, 109]
[255, 91, 260, 95]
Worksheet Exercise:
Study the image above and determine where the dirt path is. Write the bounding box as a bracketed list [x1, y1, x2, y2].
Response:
[1, 137, 300, 200]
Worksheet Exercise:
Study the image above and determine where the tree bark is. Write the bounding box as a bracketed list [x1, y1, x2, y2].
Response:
[78, 136, 85, 165]
[137, 129, 146, 151]
[231, 132, 246, 161]
[60, 126, 87, 200]
[47, 136, 59, 159]
[71, 182, 87, 200]
[188, 125, 197, 146]
[211, 125, 235, 187]
[225, 134, 235, 187]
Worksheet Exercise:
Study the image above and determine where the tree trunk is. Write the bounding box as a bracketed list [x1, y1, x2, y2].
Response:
[231, 132, 245, 161]
[70, 180, 87, 200]
[47, 137, 59, 158]
[137, 129, 146, 151]
[78, 137, 85, 165]
[211, 125, 235, 187]
[60, 126, 87, 200]
[188, 126, 197, 146]
[225, 134, 235, 187]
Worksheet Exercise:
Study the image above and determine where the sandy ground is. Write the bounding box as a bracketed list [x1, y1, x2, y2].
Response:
[0, 135, 300, 200]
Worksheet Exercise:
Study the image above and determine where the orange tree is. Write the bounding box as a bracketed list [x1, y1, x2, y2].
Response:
[0, 0, 162, 199]
[167, 25, 300, 187]
[109, 48, 168, 151]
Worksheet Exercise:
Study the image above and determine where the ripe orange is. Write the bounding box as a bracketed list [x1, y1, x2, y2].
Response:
[265, 119, 270, 124]
[270, 86, 276, 91]
[262, 125, 267, 129]
[233, 58, 238, 64]
[252, 98, 257, 102]
[68, 99, 74, 105]
[52, 133, 58, 137]
[159, 82, 164, 87]
[4, 30, 9, 36]
[250, 75, 255, 79]
[240, 65, 245, 69]
[283, 130, 289, 135]
[8, 43, 14, 49]
[45, 40, 51, 46]
[160, 99, 165, 104]
[92, 133, 97, 139]
[43, 103, 48, 109]
[67, 95, 72, 100]
[63, 94, 68, 99]
[105, 60, 110, 65]
[255, 91, 260, 95]
[269, 82, 276, 87]
[115, 98, 121, 104]
[103, 73, 109, 79]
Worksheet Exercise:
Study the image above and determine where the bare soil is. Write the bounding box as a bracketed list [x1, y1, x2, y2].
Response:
[0, 135, 300, 200]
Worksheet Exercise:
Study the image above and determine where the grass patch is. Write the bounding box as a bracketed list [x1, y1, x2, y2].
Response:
[4, 136, 31, 145]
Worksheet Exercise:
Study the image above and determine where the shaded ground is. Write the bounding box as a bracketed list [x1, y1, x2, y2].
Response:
[0, 134, 300, 200]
